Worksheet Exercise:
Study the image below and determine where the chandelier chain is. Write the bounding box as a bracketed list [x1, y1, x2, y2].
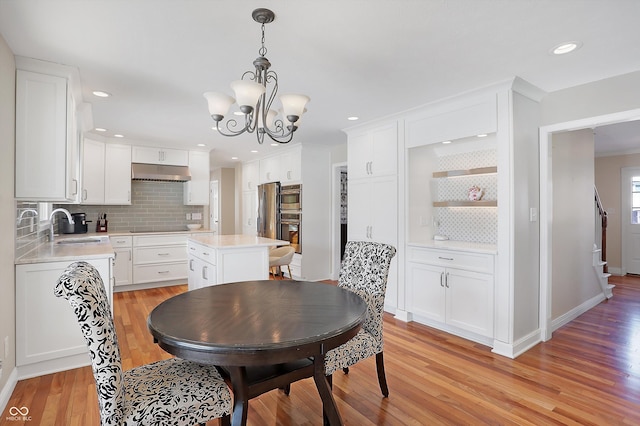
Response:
[259, 22, 267, 57]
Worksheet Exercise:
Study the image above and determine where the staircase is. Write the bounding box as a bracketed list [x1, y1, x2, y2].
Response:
[594, 187, 613, 299]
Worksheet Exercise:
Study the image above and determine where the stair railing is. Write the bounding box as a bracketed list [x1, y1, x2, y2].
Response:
[594, 186, 608, 273]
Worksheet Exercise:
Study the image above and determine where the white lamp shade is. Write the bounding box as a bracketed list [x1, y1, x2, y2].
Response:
[258, 109, 277, 129]
[279, 94, 310, 118]
[203, 92, 235, 117]
[230, 80, 265, 109]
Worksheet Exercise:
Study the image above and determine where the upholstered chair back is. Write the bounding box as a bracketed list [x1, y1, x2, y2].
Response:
[55, 261, 125, 425]
[338, 241, 396, 352]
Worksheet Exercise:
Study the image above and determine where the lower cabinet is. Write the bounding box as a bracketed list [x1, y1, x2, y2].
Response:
[188, 241, 217, 290]
[110, 235, 133, 287]
[132, 234, 188, 286]
[15, 256, 112, 378]
[407, 245, 495, 343]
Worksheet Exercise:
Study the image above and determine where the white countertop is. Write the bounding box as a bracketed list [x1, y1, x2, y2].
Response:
[408, 240, 497, 254]
[188, 234, 289, 249]
[16, 235, 115, 265]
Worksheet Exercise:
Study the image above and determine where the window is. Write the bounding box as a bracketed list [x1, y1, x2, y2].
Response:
[632, 177, 640, 224]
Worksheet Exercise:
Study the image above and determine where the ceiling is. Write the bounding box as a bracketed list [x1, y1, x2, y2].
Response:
[1, 0, 639, 167]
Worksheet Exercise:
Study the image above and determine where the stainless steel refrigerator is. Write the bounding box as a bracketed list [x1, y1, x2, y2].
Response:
[257, 182, 281, 239]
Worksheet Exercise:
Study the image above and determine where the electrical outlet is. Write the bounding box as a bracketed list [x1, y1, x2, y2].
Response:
[186, 213, 191, 220]
[192, 212, 202, 220]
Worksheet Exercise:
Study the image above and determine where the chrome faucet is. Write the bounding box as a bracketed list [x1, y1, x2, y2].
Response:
[49, 208, 74, 242]
[16, 208, 38, 225]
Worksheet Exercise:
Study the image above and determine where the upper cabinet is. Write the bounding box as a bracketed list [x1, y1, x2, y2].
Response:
[184, 150, 210, 205]
[241, 160, 259, 191]
[347, 122, 398, 180]
[258, 145, 302, 184]
[81, 139, 132, 205]
[15, 62, 81, 202]
[132, 146, 188, 166]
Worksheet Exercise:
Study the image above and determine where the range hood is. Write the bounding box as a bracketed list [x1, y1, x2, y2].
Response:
[131, 163, 191, 182]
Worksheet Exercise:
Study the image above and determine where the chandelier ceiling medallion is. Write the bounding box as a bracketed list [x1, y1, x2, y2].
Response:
[204, 8, 310, 144]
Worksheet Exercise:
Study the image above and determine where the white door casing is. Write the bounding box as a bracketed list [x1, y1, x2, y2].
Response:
[210, 180, 219, 234]
[622, 167, 640, 275]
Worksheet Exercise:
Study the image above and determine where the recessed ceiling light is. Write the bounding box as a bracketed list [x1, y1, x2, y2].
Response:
[442, 140, 451, 144]
[270, 143, 279, 147]
[233, 111, 244, 116]
[347, 116, 359, 121]
[551, 41, 582, 55]
[251, 150, 258, 153]
[92, 90, 111, 98]
[197, 143, 206, 147]
[231, 156, 239, 160]
[477, 134, 487, 138]
[95, 128, 107, 132]
[114, 134, 124, 138]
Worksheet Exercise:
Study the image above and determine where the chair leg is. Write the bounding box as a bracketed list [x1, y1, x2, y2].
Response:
[218, 415, 231, 426]
[287, 265, 292, 279]
[342, 367, 349, 374]
[376, 352, 389, 397]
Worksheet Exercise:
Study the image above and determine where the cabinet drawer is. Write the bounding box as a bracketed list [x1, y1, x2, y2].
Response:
[110, 236, 132, 248]
[134, 245, 188, 264]
[188, 242, 216, 264]
[133, 262, 187, 284]
[408, 247, 494, 274]
[133, 234, 187, 247]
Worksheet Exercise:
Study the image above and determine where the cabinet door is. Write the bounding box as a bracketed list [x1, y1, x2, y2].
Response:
[15, 70, 71, 201]
[113, 248, 133, 286]
[188, 257, 201, 291]
[280, 146, 302, 183]
[242, 160, 260, 191]
[105, 143, 132, 205]
[370, 176, 398, 245]
[446, 268, 494, 338]
[370, 122, 398, 177]
[81, 138, 105, 204]
[347, 132, 371, 180]
[242, 190, 258, 235]
[184, 151, 210, 205]
[131, 146, 188, 166]
[260, 155, 280, 183]
[408, 262, 446, 322]
[347, 178, 371, 241]
[161, 148, 189, 166]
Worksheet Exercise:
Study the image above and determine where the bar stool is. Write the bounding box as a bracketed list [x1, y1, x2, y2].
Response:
[269, 246, 295, 279]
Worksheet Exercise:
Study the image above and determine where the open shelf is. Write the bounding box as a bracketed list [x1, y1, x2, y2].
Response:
[432, 166, 497, 178]
[433, 200, 497, 207]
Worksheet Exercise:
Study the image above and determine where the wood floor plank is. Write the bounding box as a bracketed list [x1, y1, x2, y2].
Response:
[3, 276, 640, 425]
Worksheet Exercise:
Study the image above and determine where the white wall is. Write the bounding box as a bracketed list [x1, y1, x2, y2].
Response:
[0, 34, 16, 401]
[551, 129, 602, 319]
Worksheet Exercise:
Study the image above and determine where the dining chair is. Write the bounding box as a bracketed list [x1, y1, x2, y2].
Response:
[55, 261, 232, 426]
[323, 241, 397, 397]
[269, 245, 295, 279]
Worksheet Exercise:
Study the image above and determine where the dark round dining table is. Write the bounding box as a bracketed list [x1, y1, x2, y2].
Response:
[147, 280, 367, 426]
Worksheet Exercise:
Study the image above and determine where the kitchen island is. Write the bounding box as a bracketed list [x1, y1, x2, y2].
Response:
[187, 234, 289, 290]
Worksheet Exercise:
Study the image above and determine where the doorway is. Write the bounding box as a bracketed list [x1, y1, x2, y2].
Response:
[332, 162, 348, 280]
[621, 167, 640, 274]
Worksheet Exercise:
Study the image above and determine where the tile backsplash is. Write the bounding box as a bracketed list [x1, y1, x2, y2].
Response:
[58, 181, 204, 233]
[16, 201, 45, 259]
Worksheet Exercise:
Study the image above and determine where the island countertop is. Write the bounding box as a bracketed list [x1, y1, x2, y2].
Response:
[188, 234, 289, 249]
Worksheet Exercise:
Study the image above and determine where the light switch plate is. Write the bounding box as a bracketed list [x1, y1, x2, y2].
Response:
[529, 207, 538, 222]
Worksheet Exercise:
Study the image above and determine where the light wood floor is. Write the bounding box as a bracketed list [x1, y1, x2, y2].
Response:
[3, 275, 640, 425]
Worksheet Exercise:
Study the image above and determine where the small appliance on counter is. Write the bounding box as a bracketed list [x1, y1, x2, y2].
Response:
[96, 213, 108, 233]
[61, 213, 90, 234]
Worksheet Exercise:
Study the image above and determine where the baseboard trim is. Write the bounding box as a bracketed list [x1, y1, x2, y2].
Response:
[551, 293, 605, 332]
[0, 367, 18, 415]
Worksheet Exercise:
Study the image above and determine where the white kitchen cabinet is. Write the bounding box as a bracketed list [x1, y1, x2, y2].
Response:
[242, 190, 258, 235]
[347, 122, 398, 180]
[111, 236, 133, 286]
[187, 241, 217, 290]
[132, 145, 188, 166]
[242, 160, 260, 191]
[347, 122, 399, 311]
[279, 145, 302, 183]
[184, 150, 210, 205]
[16, 257, 112, 377]
[132, 234, 188, 285]
[259, 154, 281, 183]
[15, 69, 80, 201]
[104, 143, 132, 205]
[407, 245, 495, 342]
[81, 137, 105, 204]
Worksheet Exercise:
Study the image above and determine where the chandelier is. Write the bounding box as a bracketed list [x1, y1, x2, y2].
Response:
[204, 8, 310, 145]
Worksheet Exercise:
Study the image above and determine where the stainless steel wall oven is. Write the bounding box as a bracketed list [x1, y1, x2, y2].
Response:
[280, 211, 301, 254]
[280, 184, 301, 211]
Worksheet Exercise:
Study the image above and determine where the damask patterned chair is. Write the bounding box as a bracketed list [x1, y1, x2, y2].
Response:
[323, 241, 397, 397]
[55, 261, 232, 426]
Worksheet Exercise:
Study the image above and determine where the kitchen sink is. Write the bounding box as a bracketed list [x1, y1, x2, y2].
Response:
[56, 237, 107, 245]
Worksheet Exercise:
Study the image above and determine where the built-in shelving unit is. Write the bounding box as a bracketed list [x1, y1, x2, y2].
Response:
[432, 166, 497, 207]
